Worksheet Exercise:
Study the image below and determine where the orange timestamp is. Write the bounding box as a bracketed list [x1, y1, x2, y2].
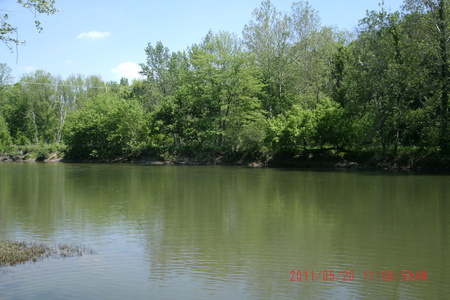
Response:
[289, 270, 428, 282]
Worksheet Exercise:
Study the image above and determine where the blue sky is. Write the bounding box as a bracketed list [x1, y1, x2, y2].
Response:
[1, 0, 405, 83]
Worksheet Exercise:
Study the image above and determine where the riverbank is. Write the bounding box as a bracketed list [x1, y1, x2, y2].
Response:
[265, 149, 450, 170]
[0, 144, 66, 163]
[90, 148, 450, 171]
[2, 146, 450, 171]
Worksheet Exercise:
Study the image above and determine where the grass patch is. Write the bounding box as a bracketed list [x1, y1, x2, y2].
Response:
[0, 240, 95, 267]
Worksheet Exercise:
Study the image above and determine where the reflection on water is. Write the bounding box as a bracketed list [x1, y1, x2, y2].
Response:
[0, 163, 449, 299]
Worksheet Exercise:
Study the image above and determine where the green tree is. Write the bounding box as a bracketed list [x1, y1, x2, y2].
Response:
[266, 105, 316, 151]
[0, 82, 28, 144]
[0, 63, 13, 88]
[180, 31, 264, 151]
[243, 1, 343, 115]
[335, 5, 412, 155]
[359, 7, 407, 155]
[287, 2, 340, 104]
[265, 96, 351, 151]
[140, 41, 188, 109]
[0, 113, 12, 147]
[19, 70, 59, 144]
[403, 0, 450, 152]
[0, 64, 13, 143]
[54, 75, 85, 143]
[64, 94, 147, 159]
[126, 79, 154, 112]
[242, 0, 294, 115]
[148, 31, 266, 155]
[313, 97, 353, 148]
[84, 75, 107, 99]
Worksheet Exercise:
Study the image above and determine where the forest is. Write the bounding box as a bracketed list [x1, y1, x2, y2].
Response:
[1, 0, 450, 168]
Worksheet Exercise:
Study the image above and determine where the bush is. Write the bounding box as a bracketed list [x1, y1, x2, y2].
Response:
[266, 105, 316, 152]
[36, 148, 51, 161]
[314, 97, 354, 148]
[63, 94, 148, 159]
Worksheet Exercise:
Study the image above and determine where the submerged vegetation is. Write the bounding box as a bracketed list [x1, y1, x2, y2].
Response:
[2, 0, 450, 169]
[0, 241, 95, 268]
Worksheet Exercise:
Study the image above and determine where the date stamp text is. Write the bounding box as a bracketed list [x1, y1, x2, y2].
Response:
[289, 270, 428, 282]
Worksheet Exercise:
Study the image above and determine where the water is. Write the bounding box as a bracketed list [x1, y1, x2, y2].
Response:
[0, 163, 449, 299]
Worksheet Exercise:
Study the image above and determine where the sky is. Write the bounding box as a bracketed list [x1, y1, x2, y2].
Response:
[1, 0, 405, 83]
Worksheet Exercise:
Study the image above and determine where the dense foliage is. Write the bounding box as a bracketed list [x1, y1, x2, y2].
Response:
[1, 0, 450, 164]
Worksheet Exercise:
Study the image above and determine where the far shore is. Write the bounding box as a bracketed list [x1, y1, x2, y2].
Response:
[2, 149, 450, 171]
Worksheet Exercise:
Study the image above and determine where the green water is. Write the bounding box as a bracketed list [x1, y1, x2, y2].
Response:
[0, 163, 449, 299]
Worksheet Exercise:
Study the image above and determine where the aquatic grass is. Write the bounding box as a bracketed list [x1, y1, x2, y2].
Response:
[0, 241, 95, 267]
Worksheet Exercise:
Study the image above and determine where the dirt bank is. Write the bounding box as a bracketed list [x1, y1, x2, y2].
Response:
[2, 149, 450, 171]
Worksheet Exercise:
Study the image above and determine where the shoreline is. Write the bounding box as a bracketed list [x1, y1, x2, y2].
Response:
[2, 150, 450, 171]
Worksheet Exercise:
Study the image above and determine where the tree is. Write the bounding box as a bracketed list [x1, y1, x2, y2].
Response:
[0, 63, 13, 88]
[126, 79, 154, 112]
[401, 0, 450, 153]
[139, 42, 188, 110]
[242, 0, 295, 115]
[266, 105, 316, 151]
[331, 4, 418, 155]
[54, 75, 84, 144]
[0, 113, 12, 147]
[1, 0, 58, 52]
[314, 97, 353, 148]
[180, 31, 264, 151]
[288, 1, 332, 102]
[0, 82, 30, 144]
[84, 75, 107, 99]
[290, 25, 345, 105]
[19, 70, 59, 144]
[242, 1, 342, 115]
[147, 31, 266, 154]
[356, 6, 408, 155]
[64, 94, 148, 159]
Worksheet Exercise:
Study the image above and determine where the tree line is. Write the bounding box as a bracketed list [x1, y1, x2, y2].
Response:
[1, 0, 450, 163]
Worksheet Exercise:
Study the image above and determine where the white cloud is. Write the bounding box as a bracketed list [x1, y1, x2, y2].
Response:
[77, 31, 110, 40]
[111, 62, 143, 80]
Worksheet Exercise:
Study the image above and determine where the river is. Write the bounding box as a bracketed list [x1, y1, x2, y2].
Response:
[0, 163, 449, 299]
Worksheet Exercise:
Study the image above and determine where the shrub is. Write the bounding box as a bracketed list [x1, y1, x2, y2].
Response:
[63, 94, 148, 159]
